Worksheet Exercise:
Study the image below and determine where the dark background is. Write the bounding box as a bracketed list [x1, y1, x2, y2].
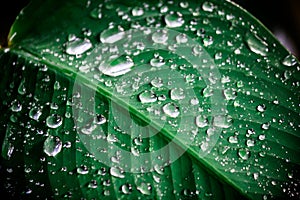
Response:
[0, 0, 300, 58]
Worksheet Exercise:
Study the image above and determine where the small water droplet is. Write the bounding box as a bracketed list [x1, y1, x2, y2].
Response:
[65, 37, 92, 55]
[162, 102, 180, 118]
[246, 139, 255, 147]
[282, 54, 297, 67]
[203, 36, 213, 46]
[164, 12, 184, 28]
[139, 90, 157, 103]
[253, 172, 259, 180]
[261, 122, 270, 130]
[258, 134, 266, 140]
[245, 32, 268, 56]
[237, 148, 250, 160]
[99, 55, 134, 77]
[94, 114, 107, 125]
[18, 78, 26, 95]
[228, 136, 238, 144]
[43, 136, 62, 157]
[137, 182, 152, 195]
[170, 88, 185, 100]
[176, 33, 188, 43]
[223, 88, 237, 100]
[195, 115, 209, 128]
[110, 166, 125, 178]
[88, 180, 98, 189]
[152, 30, 168, 44]
[46, 114, 63, 129]
[121, 184, 132, 194]
[100, 26, 125, 44]
[90, 7, 102, 19]
[202, 87, 213, 97]
[150, 55, 165, 67]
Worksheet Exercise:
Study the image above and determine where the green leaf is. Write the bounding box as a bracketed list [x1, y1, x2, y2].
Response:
[1, 0, 300, 199]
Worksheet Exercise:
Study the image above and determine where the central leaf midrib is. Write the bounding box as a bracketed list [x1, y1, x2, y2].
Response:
[10, 47, 252, 199]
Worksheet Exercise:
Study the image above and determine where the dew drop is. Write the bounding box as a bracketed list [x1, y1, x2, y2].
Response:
[139, 90, 157, 103]
[77, 165, 89, 175]
[88, 180, 98, 189]
[195, 115, 209, 128]
[202, 87, 213, 97]
[152, 30, 168, 44]
[282, 54, 297, 67]
[65, 37, 92, 55]
[43, 136, 62, 157]
[18, 78, 26, 95]
[237, 148, 250, 160]
[100, 26, 125, 44]
[228, 136, 238, 144]
[170, 88, 185, 100]
[121, 184, 132, 194]
[164, 13, 184, 28]
[162, 102, 180, 118]
[245, 32, 269, 56]
[99, 55, 134, 77]
[256, 104, 266, 112]
[94, 114, 107, 125]
[246, 139, 255, 147]
[223, 88, 237, 100]
[46, 114, 63, 129]
[90, 7, 102, 19]
[176, 33, 188, 43]
[150, 55, 165, 67]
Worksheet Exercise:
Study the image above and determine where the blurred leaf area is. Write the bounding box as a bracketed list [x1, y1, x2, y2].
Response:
[0, 0, 300, 58]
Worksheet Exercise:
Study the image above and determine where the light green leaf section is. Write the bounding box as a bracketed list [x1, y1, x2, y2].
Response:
[0, 0, 299, 199]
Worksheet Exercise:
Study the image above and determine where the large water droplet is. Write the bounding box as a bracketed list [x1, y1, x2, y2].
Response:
[212, 115, 233, 128]
[132, 7, 144, 16]
[110, 166, 125, 178]
[137, 182, 152, 195]
[170, 88, 185, 100]
[237, 148, 250, 160]
[65, 37, 92, 55]
[202, 1, 215, 12]
[282, 54, 297, 67]
[10, 99, 22, 112]
[139, 90, 157, 103]
[46, 114, 63, 129]
[29, 107, 42, 121]
[43, 136, 62, 157]
[245, 32, 269, 56]
[162, 102, 180, 118]
[99, 55, 134, 77]
[164, 13, 184, 28]
[152, 30, 168, 44]
[195, 115, 209, 128]
[100, 26, 125, 44]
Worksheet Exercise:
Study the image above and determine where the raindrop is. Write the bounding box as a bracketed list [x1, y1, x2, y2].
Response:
[46, 114, 63, 129]
[282, 54, 297, 67]
[29, 107, 42, 121]
[110, 166, 125, 178]
[139, 90, 157, 103]
[245, 32, 269, 56]
[81, 124, 97, 135]
[253, 172, 259, 180]
[162, 102, 180, 118]
[237, 148, 250, 160]
[121, 184, 132, 194]
[246, 139, 255, 147]
[200, 142, 209, 152]
[132, 7, 144, 16]
[137, 182, 152, 195]
[65, 37, 92, 55]
[258, 134, 265, 141]
[202, 87, 213, 97]
[99, 55, 134, 77]
[152, 30, 168, 44]
[164, 12, 184, 28]
[43, 136, 62, 157]
[203, 36, 213, 46]
[88, 180, 98, 189]
[195, 115, 209, 128]
[90, 7, 102, 19]
[100, 26, 125, 44]
[170, 88, 185, 100]
[261, 122, 270, 130]
[18, 78, 26, 95]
